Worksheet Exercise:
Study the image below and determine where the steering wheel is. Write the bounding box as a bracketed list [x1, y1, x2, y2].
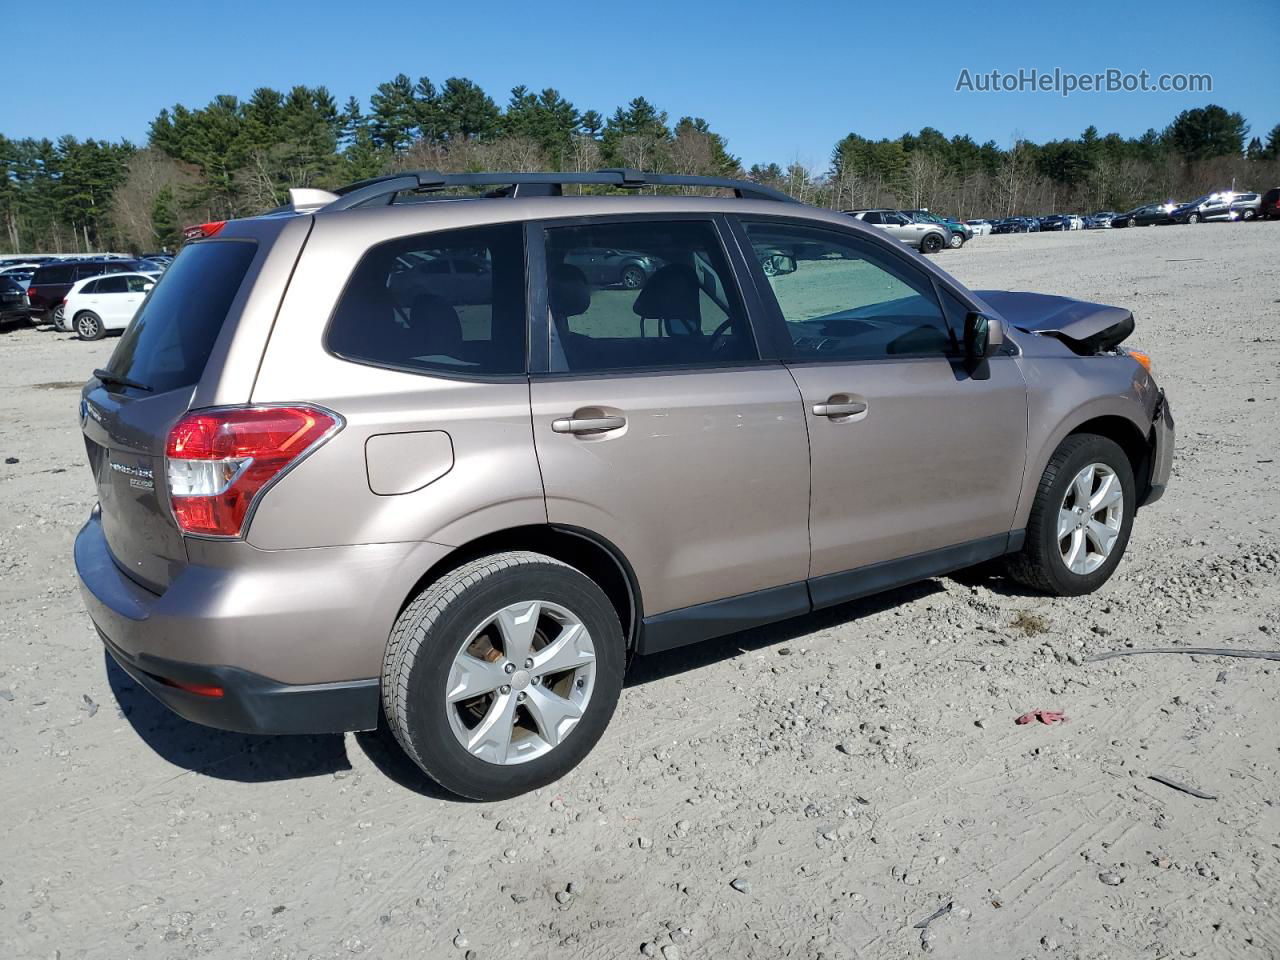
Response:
[707, 317, 736, 354]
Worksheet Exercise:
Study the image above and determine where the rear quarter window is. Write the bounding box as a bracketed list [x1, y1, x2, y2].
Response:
[103, 240, 257, 395]
[34, 264, 74, 285]
[326, 223, 526, 377]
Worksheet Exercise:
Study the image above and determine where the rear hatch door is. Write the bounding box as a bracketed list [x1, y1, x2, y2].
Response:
[81, 237, 263, 593]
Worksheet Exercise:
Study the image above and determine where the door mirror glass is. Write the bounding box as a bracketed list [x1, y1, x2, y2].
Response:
[964, 312, 992, 359]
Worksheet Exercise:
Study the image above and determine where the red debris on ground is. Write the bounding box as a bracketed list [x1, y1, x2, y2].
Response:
[1015, 709, 1067, 725]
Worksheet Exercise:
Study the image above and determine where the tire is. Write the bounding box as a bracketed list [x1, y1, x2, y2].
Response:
[948, 233, 964, 249]
[1188, 213, 1199, 224]
[920, 233, 944, 254]
[382, 551, 625, 801]
[1006, 434, 1135, 596]
[1241, 209, 1255, 221]
[1127, 217, 1137, 228]
[75, 311, 104, 341]
[621, 266, 645, 289]
[52, 304, 67, 330]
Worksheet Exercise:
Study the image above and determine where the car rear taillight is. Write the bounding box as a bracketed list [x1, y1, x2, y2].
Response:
[165, 405, 341, 538]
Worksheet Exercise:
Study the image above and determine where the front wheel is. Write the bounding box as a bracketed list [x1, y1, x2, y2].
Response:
[382, 551, 625, 800]
[1188, 213, 1200, 224]
[1006, 434, 1135, 596]
[75, 311, 104, 340]
[1127, 217, 1137, 228]
[920, 233, 944, 254]
[621, 266, 645, 289]
[1241, 209, 1255, 221]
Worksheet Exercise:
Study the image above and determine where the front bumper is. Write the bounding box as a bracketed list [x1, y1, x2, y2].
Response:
[1142, 389, 1174, 506]
[75, 510, 452, 734]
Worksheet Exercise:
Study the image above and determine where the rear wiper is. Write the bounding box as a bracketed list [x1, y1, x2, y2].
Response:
[93, 368, 153, 392]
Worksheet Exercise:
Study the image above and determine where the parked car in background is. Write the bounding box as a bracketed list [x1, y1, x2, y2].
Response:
[1039, 214, 1072, 231]
[1, 276, 31, 327]
[964, 219, 993, 236]
[1229, 192, 1261, 221]
[1259, 188, 1280, 220]
[62, 272, 157, 340]
[903, 210, 971, 248]
[991, 217, 1038, 234]
[562, 246, 662, 288]
[0, 264, 41, 289]
[1169, 192, 1237, 224]
[74, 169, 1173, 801]
[1113, 204, 1174, 228]
[26, 258, 157, 328]
[845, 209, 951, 253]
[1086, 212, 1119, 228]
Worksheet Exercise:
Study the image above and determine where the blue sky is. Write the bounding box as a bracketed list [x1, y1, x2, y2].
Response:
[5, 0, 1278, 167]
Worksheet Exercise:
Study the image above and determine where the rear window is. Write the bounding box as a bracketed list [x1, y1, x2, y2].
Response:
[103, 240, 257, 394]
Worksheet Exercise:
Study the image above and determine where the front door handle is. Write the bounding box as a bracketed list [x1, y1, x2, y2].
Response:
[812, 401, 868, 418]
[551, 415, 627, 434]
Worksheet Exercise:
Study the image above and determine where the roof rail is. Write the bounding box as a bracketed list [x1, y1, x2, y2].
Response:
[320, 168, 795, 211]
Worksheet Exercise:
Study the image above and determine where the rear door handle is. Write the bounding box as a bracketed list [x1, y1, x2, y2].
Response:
[812, 401, 868, 418]
[551, 415, 627, 434]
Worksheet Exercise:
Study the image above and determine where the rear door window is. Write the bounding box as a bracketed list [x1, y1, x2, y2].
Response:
[327, 223, 526, 377]
[542, 219, 756, 373]
[102, 240, 257, 394]
[96, 275, 128, 294]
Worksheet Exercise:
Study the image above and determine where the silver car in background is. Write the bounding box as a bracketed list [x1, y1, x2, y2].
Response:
[845, 208, 952, 254]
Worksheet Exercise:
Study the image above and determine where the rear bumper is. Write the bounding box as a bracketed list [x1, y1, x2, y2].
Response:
[101, 630, 378, 735]
[1143, 389, 1175, 506]
[75, 510, 452, 734]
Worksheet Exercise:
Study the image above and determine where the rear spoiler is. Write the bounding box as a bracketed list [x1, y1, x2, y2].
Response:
[182, 188, 344, 243]
[976, 290, 1134, 354]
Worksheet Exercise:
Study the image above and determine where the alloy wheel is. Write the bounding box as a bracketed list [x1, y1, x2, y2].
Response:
[76, 314, 99, 339]
[1057, 462, 1123, 575]
[445, 600, 596, 765]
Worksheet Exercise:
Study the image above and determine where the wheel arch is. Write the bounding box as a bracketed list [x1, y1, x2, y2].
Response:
[1066, 415, 1153, 504]
[396, 524, 642, 652]
[1017, 405, 1154, 530]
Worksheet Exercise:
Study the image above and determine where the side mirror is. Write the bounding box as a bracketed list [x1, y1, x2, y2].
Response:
[964, 312, 1001, 359]
[768, 254, 798, 276]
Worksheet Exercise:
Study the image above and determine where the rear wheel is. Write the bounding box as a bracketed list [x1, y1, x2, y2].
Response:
[382, 551, 625, 800]
[1241, 209, 1255, 221]
[75, 311, 104, 341]
[948, 233, 965, 249]
[1007, 434, 1135, 596]
[921, 233, 944, 254]
[52, 304, 67, 330]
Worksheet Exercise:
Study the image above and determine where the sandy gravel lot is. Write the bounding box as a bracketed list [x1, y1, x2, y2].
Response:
[3, 222, 1279, 960]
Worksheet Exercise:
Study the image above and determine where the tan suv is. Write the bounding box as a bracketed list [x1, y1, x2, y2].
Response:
[76, 170, 1173, 800]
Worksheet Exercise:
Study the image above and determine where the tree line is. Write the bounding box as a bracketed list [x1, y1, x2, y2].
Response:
[1, 75, 1277, 254]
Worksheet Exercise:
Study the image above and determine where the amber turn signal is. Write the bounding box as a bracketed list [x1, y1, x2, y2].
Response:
[1128, 350, 1152, 375]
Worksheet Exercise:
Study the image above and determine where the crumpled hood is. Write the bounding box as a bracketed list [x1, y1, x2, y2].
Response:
[975, 290, 1134, 351]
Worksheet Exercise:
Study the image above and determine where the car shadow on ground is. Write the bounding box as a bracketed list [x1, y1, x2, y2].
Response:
[104, 652, 351, 783]
[624, 578, 945, 687]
